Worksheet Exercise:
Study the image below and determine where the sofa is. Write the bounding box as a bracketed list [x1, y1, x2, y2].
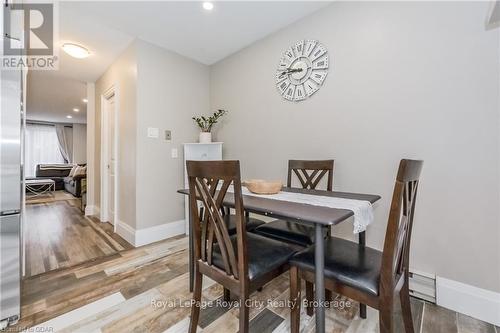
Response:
[63, 174, 85, 197]
[29, 164, 86, 197]
[33, 164, 73, 190]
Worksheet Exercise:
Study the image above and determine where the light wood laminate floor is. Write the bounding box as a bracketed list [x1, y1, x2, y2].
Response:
[12, 236, 498, 333]
[25, 191, 133, 277]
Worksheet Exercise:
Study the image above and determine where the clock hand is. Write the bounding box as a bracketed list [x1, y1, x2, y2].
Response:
[278, 67, 303, 78]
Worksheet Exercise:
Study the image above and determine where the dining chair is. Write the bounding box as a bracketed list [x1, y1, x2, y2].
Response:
[252, 159, 351, 315]
[199, 206, 265, 236]
[288, 159, 424, 333]
[251, 160, 338, 311]
[186, 160, 298, 333]
[252, 159, 335, 247]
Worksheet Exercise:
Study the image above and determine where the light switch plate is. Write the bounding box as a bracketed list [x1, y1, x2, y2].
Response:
[147, 127, 159, 138]
[165, 130, 172, 141]
[171, 148, 178, 158]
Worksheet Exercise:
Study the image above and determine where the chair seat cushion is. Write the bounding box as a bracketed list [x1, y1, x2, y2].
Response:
[290, 237, 382, 296]
[253, 219, 315, 247]
[224, 215, 265, 235]
[212, 233, 297, 281]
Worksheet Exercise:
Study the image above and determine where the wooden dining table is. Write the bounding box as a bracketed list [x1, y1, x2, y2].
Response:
[178, 186, 381, 333]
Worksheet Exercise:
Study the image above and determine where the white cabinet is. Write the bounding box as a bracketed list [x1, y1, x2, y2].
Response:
[183, 142, 223, 234]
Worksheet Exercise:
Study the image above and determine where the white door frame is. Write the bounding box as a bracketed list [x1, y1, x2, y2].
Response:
[100, 85, 119, 232]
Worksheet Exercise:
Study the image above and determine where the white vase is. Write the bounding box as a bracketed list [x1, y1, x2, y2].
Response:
[199, 132, 212, 143]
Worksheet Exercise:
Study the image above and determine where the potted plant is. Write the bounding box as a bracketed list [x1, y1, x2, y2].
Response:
[192, 109, 228, 143]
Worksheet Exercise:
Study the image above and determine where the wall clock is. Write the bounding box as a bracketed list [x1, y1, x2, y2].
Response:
[276, 39, 329, 101]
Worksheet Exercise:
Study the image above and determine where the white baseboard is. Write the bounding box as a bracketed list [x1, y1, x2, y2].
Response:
[115, 220, 135, 246]
[135, 220, 185, 247]
[436, 276, 500, 326]
[116, 220, 185, 248]
[84, 205, 100, 216]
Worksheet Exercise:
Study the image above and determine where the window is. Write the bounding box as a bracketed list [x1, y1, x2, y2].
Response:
[25, 123, 64, 177]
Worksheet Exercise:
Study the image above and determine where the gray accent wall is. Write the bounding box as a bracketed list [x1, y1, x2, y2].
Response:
[135, 40, 210, 230]
[94, 39, 210, 232]
[210, 2, 500, 292]
[72, 124, 87, 164]
[95, 42, 138, 229]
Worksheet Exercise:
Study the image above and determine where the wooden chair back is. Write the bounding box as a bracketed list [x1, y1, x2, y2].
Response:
[186, 160, 247, 281]
[287, 160, 334, 191]
[381, 159, 424, 290]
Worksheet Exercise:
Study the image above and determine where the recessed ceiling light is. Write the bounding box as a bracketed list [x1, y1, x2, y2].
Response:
[202, 2, 214, 11]
[66, 115, 73, 119]
[73, 108, 80, 112]
[62, 43, 90, 59]
[82, 98, 88, 103]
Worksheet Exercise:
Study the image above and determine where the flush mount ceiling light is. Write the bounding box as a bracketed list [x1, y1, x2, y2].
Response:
[202, 2, 214, 11]
[82, 98, 88, 103]
[66, 115, 73, 119]
[62, 43, 90, 59]
[73, 108, 80, 112]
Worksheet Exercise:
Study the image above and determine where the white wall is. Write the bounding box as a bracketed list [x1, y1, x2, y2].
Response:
[94, 39, 210, 241]
[135, 40, 210, 230]
[85, 82, 96, 216]
[210, 1, 500, 293]
[72, 123, 87, 164]
[95, 42, 138, 229]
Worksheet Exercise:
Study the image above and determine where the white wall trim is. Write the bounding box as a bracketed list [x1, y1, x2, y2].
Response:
[99, 85, 119, 231]
[84, 205, 100, 217]
[135, 220, 185, 247]
[116, 220, 135, 247]
[116, 220, 185, 248]
[436, 276, 500, 326]
[85, 82, 96, 215]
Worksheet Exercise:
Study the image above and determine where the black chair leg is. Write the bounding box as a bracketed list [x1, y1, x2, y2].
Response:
[305, 281, 314, 316]
[360, 303, 367, 319]
[223, 287, 231, 301]
[359, 231, 367, 319]
[290, 266, 301, 333]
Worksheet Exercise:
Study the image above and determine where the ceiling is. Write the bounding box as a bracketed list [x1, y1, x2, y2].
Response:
[28, 1, 330, 123]
[56, 2, 135, 82]
[26, 71, 87, 124]
[58, 1, 331, 79]
[67, 1, 329, 65]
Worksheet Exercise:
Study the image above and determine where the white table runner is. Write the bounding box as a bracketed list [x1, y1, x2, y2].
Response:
[227, 186, 374, 233]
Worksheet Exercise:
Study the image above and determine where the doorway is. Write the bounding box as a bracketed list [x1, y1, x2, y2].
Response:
[22, 74, 131, 277]
[100, 88, 118, 229]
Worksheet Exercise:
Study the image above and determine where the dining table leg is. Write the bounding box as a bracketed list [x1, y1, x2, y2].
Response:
[315, 224, 325, 333]
[358, 231, 367, 318]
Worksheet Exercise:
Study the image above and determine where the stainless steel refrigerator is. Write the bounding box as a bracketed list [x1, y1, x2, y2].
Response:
[0, 19, 23, 330]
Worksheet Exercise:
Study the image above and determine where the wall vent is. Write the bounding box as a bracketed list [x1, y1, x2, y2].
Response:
[409, 269, 436, 303]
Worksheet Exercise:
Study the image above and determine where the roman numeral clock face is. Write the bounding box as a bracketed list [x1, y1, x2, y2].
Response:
[276, 39, 329, 102]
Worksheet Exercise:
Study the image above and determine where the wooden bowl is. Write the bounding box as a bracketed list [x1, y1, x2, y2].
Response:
[243, 179, 283, 195]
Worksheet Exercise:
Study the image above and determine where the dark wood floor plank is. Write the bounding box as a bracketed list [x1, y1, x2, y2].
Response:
[394, 297, 424, 333]
[199, 297, 233, 328]
[457, 313, 496, 333]
[422, 302, 458, 333]
[411, 297, 424, 332]
[247, 308, 284, 333]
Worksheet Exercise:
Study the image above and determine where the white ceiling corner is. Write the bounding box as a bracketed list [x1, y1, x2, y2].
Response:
[28, 1, 332, 122]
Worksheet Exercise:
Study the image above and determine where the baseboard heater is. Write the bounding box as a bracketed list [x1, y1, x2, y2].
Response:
[409, 269, 436, 303]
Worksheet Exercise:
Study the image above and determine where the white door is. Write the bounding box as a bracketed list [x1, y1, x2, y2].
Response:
[106, 96, 116, 225]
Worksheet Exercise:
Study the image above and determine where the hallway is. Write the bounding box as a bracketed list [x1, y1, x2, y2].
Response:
[25, 192, 132, 276]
